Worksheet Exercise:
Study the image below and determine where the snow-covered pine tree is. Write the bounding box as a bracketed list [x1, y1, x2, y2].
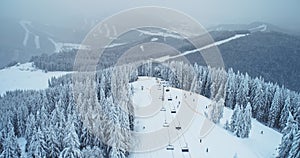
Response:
[27, 127, 47, 158]
[236, 73, 250, 107]
[106, 104, 127, 157]
[242, 102, 252, 138]
[224, 120, 230, 131]
[279, 91, 291, 131]
[252, 78, 264, 118]
[234, 105, 245, 138]
[45, 124, 60, 158]
[256, 83, 272, 123]
[25, 113, 36, 141]
[278, 112, 298, 158]
[210, 98, 225, 124]
[268, 86, 282, 128]
[230, 104, 241, 133]
[0, 120, 21, 158]
[288, 130, 300, 158]
[209, 101, 218, 123]
[82, 146, 104, 158]
[225, 68, 236, 109]
[59, 115, 82, 158]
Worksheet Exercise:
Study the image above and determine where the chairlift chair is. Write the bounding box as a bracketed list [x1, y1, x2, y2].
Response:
[168, 95, 172, 101]
[181, 146, 189, 152]
[175, 126, 181, 130]
[163, 120, 169, 127]
[166, 144, 174, 150]
[171, 108, 176, 113]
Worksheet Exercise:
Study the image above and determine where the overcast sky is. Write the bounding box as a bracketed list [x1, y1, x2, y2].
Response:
[1, 0, 299, 31]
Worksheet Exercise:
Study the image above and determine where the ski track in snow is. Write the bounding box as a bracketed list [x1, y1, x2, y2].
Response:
[19, 20, 31, 47]
[153, 33, 249, 62]
[34, 35, 40, 49]
[104, 42, 127, 48]
[136, 29, 184, 39]
[48, 38, 89, 53]
[130, 77, 282, 158]
[249, 24, 267, 32]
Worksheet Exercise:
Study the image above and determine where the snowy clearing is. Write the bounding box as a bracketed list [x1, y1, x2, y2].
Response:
[0, 62, 72, 95]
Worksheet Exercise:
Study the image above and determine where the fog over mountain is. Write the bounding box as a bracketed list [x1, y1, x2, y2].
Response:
[1, 0, 300, 32]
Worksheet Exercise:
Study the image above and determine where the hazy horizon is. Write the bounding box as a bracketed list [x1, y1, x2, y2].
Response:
[1, 0, 299, 32]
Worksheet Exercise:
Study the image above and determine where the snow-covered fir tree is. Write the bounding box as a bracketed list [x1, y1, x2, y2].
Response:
[0, 120, 21, 158]
[210, 98, 225, 124]
[278, 112, 298, 158]
[59, 115, 82, 158]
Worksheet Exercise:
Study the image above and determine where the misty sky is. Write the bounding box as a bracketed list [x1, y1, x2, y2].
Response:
[1, 0, 299, 31]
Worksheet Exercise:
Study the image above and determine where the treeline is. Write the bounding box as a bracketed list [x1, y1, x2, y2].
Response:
[136, 61, 300, 132]
[0, 61, 299, 157]
[30, 49, 77, 72]
[0, 65, 137, 157]
[139, 61, 300, 157]
[217, 31, 300, 92]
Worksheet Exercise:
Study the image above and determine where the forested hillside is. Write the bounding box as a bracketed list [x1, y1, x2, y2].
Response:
[1, 61, 299, 157]
[30, 30, 300, 92]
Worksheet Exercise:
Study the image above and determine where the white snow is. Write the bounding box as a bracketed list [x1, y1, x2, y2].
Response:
[17, 137, 27, 157]
[0, 62, 72, 95]
[131, 77, 156, 108]
[19, 20, 32, 47]
[136, 29, 184, 39]
[34, 35, 40, 49]
[140, 45, 144, 52]
[104, 42, 126, 48]
[249, 24, 267, 32]
[130, 77, 282, 158]
[48, 38, 89, 53]
[151, 38, 159, 42]
[154, 33, 249, 62]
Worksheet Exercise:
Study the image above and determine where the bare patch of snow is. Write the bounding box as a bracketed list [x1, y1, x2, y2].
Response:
[0, 62, 72, 95]
[19, 20, 32, 46]
[34, 35, 40, 49]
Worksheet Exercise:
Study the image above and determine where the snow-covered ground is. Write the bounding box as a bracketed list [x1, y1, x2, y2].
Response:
[48, 38, 90, 53]
[130, 77, 282, 158]
[136, 29, 184, 39]
[19, 20, 32, 47]
[0, 62, 72, 95]
[17, 137, 27, 157]
[153, 33, 249, 62]
[249, 24, 267, 32]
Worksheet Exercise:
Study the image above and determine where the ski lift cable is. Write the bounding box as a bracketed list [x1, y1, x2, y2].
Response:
[165, 101, 185, 158]
[177, 117, 193, 158]
[167, 125, 176, 158]
[168, 109, 191, 158]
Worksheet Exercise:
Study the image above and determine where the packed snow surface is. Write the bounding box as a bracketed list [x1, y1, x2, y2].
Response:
[130, 77, 282, 158]
[0, 62, 72, 95]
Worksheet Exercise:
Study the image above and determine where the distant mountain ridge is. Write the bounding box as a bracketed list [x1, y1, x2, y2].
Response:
[0, 18, 88, 68]
[208, 21, 294, 35]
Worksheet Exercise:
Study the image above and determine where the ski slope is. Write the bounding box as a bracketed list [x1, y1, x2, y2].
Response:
[0, 62, 72, 95]
[130, 77, 282, 158]
[153, 33, 249, 62]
